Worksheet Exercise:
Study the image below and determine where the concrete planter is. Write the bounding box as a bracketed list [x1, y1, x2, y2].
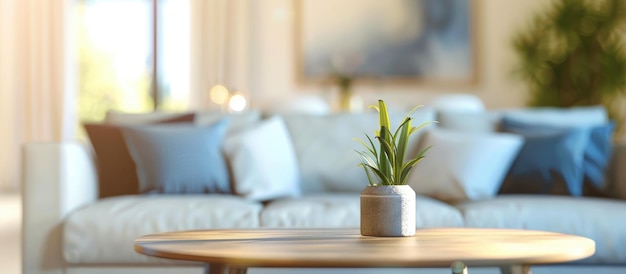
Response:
[360, 185, 416, 237]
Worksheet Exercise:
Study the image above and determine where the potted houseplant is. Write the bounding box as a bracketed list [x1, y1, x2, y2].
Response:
[512, 0, 626, 132]
[355, 100, 432, 237]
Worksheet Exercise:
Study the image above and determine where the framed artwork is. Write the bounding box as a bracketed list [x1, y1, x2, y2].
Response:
[295, 0, 477, 85]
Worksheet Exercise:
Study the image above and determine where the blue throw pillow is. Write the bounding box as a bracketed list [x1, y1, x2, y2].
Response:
[501, 119, 589, 196]
[584, 123, 615, 189]
[502, 117, 615, 192]
[122, 119, 231, 194]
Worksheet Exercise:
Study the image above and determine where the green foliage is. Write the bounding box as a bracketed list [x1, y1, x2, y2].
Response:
[354, 100, 432, 186]
[512, 0, 626, 110]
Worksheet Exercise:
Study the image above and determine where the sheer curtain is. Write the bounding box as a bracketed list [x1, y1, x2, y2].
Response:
[189, 0, 250, 110]
[0, 0, 76, 192]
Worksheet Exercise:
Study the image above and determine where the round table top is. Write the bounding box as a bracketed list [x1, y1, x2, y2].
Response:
[134, 228, 595, 268]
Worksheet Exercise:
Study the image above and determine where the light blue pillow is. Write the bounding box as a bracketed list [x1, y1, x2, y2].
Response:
[122, 119, 231, 194]
[501, 120, 589, 196]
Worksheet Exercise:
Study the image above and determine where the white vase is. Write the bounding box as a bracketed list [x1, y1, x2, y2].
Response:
[360, 185, 416, 237]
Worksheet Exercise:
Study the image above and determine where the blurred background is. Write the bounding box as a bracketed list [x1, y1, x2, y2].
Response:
[67, 0, 536, 116]
[3, 0, 626, 272]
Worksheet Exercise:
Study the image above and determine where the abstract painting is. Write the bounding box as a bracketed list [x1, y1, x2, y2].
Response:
[296, 0, 476, 85]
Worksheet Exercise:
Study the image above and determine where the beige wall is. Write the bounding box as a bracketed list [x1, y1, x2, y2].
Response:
[248, 0, 552, 110]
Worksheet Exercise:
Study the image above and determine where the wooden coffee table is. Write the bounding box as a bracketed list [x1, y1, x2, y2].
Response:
[134, 228, 595, 274]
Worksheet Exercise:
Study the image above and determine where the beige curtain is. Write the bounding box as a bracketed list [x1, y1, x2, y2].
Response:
[189, 0, 250, 110]
[0, 0, 76, 192]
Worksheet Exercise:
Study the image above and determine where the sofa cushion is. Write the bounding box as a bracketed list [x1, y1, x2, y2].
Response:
[105, 110, 262, 135]
[409, 128, 523, 202]
[260, 194, 464, 228]
[585, 123, 616, 190]
[84, 113, 196, 198]
[105, 111, 197, 125]
[195, 111, 262, 134]
[122, 120, 231, 194]
[64, 195, 262, 264]
[427, 94, 485, 112]
[456, 195, 626, 264]
[223, 116, 301, 201]
[502, 106, 608, 126]
[502, 116, 616, 195]
[499, 125, 589, 196]
[281, 108, 436, 193]
[437, 110, 503, 133]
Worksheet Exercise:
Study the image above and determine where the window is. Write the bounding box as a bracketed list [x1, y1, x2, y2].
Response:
[77, 0, 190, 123]
[158, 0, 190, 111]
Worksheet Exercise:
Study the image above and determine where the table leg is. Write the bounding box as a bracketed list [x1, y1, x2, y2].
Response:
[500, 265, 531, 274]
[205, 263, 248, 274]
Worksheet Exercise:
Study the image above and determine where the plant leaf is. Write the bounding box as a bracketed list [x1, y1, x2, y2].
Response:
[393, 117, 412, 141]
[356, 150, 387, 185]
[403, 104, 423, 121]
[357, 163, 377, 186]
[354, 100, 435, 186]
[399, 145, 433, 183]
[400, 156, 425, 184]
[377, 126, 395, 181]
[355, 150, 378, 168]
[363, 162, 392, 185]
[413, 145, 433, 160]
[365, 134, 380, 167]
[353, 137, 376, 159]
[395, 118, 411, 183]
[378, 100, 391, 130]
[409, 121, 437, 135]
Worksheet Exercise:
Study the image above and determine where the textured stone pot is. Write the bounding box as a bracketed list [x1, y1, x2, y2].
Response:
[360, 185, 416, 237]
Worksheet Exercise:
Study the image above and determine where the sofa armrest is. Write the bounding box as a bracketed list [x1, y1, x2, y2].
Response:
[22, 142, 98, 274]
[608, 142, 626, 200]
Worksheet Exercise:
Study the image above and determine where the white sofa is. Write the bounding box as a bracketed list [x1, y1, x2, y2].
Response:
[22, 105, 626, 274]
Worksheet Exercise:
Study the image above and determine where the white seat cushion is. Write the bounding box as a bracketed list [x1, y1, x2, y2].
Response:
[260, 194, 464, 228]
[456, 195, 626, 264]
[64, 195, 262, 264]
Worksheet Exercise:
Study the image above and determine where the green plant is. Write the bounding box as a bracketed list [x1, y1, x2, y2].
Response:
[354, 100, 432, 186]
[512, 0, 626, 111]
